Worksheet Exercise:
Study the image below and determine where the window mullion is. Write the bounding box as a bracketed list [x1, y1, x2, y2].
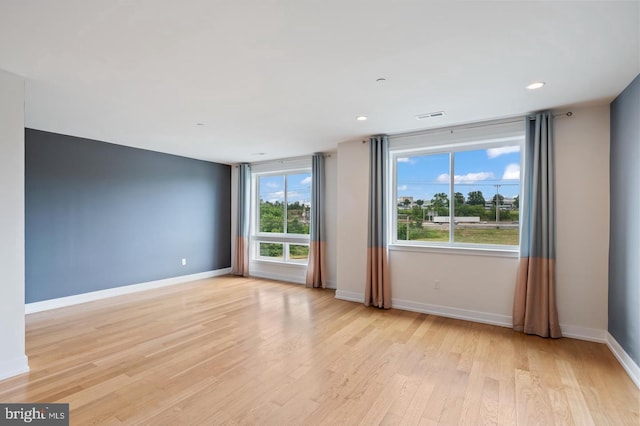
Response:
[449, 152, 455, 243]
[283, 175, 288, 234]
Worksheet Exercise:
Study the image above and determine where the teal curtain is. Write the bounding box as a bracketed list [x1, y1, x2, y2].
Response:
[365, 136, 391, 308]
[306, 154, 326, 288]
[513, 112, 561, 338]
[232, 163, 251, 277]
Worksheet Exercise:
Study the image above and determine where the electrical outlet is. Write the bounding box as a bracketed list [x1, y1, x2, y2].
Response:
[181, 258, 187, 266]
[434, 280, 440, 290]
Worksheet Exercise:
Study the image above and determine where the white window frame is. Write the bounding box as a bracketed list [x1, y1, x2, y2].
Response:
[389, 119, 525, 255]
[251, 167, 311, 265]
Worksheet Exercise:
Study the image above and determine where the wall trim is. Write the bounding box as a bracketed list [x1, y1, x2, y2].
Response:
[335, 290, 610, 340]
[25, 268, 231, 314]
[391, 297, 513, 328]
[249, 271, 305, 285]
[559, 324, 607, 343]
[0, 355, 29, 381]
[335, 290, 364, 303]
[606, 332, 640, 390]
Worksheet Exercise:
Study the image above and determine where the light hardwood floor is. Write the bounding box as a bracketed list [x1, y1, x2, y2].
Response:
[1, 276, 638, 425]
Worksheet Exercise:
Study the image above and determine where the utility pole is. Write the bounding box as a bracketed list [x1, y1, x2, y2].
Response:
[407, 219, 409, 240]
[494, 184, 502, 225]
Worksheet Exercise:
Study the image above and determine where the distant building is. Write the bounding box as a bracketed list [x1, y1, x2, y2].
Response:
[484, 197, 516, 210]
[397, 196, 414, 207]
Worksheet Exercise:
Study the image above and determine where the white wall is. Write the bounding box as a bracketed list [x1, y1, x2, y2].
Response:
[324, 152, 338, 289]
[336, 139, 369, 300]
[230, 164, 238, 272]
[555, 105, 610, 337]
[0, 68, 29, 380]
[336, 105, 611, 340]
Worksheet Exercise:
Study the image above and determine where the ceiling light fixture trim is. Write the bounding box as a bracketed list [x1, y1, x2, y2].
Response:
[526, 81, 546, 90]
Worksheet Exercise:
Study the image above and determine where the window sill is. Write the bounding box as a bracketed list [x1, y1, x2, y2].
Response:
[251, 258, 309, 267]
[389, 243, 519, 258]
[252, 234, 310, 244]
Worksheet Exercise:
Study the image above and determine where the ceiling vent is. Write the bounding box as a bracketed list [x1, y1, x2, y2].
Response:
[416, 111, 445, 120]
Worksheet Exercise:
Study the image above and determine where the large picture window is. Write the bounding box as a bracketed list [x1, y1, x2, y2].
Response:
[393, 138, 522, 249]
[253, 171, 311, 263]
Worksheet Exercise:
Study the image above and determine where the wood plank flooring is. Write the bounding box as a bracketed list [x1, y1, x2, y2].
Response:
[0, 276, 638, 425]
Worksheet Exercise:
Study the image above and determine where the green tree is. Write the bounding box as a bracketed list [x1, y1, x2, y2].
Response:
[454, 192, 465, 206]
[492, 194, 505, 206]
[467, 191, 485, 206]
[431, 193, 449, 216]
[403, 198, 411, 207]
[415, 199, 424, 208]
[431, 193, 449, 208]
[409, 205, 423, 221]
[513, 195, 519, 209]
[259, 200, 284, 232]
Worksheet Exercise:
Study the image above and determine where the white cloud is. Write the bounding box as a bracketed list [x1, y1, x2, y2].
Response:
[398, 185, 408, 191]
[267, 190, 285, 203]
[300, 176, 312, 185]
[503, 164, 520, 180]
[437, 172, 495, 183]
[265, 182, 281, 189]
[397, 157, 411, 163]
[486, 146, 520, 159]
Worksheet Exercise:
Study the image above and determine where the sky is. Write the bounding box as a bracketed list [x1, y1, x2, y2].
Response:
[397, 145, 521, 203]
[259, 173, 311, 204]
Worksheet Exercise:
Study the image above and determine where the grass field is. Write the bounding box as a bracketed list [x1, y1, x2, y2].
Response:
[400, 225, 519, 246]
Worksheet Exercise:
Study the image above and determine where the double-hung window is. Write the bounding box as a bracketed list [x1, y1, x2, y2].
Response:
[252, 168, 311, 264]
[391, 120, 524, 251]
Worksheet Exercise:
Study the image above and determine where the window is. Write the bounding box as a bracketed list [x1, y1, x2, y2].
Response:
[392, 123, 523, 250]
[253, 171, 311, 263]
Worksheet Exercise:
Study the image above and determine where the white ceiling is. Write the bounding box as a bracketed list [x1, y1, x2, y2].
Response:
[0, 1, 638, 164]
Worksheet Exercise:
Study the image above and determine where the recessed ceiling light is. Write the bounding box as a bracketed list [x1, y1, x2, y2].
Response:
[376, 78, 387, 83]
[526, 82, 545, 90]
[252, 152, 266, 156]
[356, 116, 368, 121]
[196, 123, 205, 126]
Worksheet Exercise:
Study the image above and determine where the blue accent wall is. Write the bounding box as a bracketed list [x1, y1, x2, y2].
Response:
[609, 74, 640, 365]
[25, 129, 231, 303]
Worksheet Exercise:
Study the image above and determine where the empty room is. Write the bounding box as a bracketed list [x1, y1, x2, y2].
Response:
[0, 1, 639, 425]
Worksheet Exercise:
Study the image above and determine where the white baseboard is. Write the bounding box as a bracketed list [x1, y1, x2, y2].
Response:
[334, 291, 609, 341]
[250, 271, 305, 285]
[391, 298, 513, 328]
[25, 268, 232, 314]
[0, 355, 29, 381]
[559, 324, 607, 343]
[335, 290, 364, 303]
[606, 332, 640, 390]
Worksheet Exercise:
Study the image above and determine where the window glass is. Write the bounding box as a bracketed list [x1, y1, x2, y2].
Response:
[286, 174, 311, 235]
[254, 170, 311, 265]
[259, 242, 283, 260]
[453, 148, 520, 245]
[288, 244, 309, 262]
[259, 175, 285, 233]
[397, 153, 449, 242]
[395, 144, 521, 247]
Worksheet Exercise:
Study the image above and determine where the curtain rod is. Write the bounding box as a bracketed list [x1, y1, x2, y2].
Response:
[234, 153, 331, 168]
[362, 111, 573, 143]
